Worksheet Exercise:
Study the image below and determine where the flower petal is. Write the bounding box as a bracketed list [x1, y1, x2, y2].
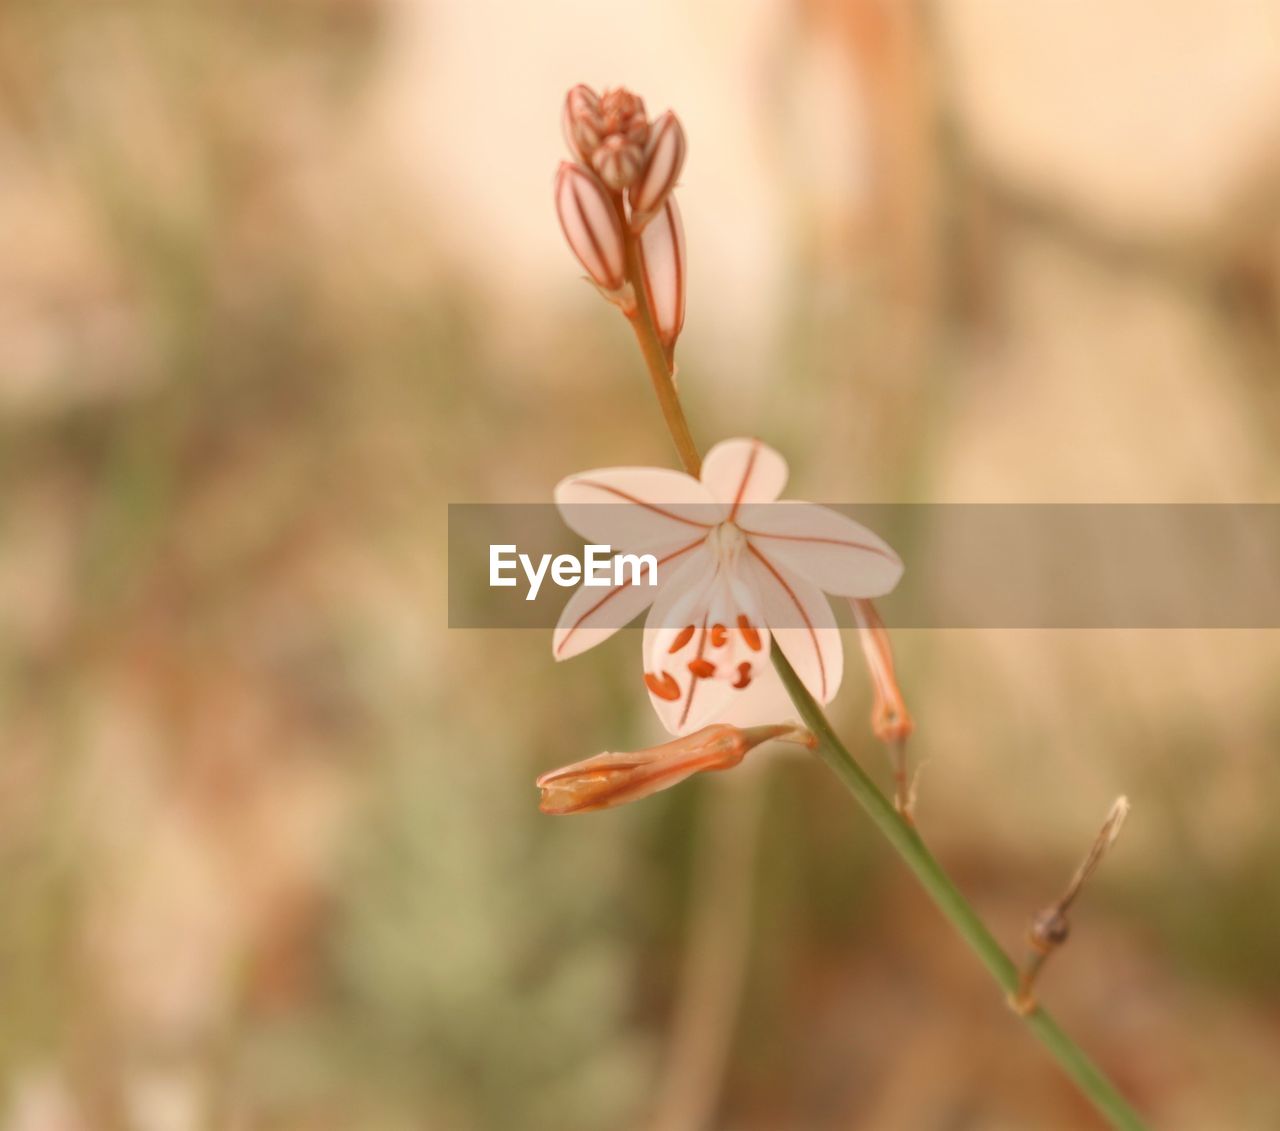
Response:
[556, 466, 717, 549]
[738, 501, 903, 597]
[700, 438, 788, 515]
[742, 544, 844, 704]
[714, 664, 802, 730]
[642, 551, 735, 735]
[552, 538, 707, 661]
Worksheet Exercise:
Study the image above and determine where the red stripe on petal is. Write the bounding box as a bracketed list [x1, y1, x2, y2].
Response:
[747, 544, 827, 700]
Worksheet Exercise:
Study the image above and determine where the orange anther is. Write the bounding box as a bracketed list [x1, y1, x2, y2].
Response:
[737, 615, 762, 651]
[709, 623, 728, 648]
[643, 671, 681, 701]
[687, 658, 716, 679]
[668, 624, 696, 653]
[732, 662, 752, 689]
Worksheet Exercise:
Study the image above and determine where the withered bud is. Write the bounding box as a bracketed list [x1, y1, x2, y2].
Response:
[554, 161, 626, 294]
[1029, 907, 1071, 951]
[537, 723, 793, 815]
[638, 196, 686, 350]
[850, 598, 914, 744]
[629, 111, 686, 230]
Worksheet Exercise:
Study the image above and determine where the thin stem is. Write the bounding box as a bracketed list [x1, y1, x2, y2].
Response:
[889, 736, 913, 822]
[620, 294, 1149, 1131]
[771, 650, 1146, 1131]
[623, 231, 702, 477]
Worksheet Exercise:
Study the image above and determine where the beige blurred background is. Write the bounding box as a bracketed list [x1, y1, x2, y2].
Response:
[4, 0, 1280, 1128]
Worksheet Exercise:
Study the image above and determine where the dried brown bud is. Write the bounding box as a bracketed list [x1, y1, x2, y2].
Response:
[554, 161, 626, 294]
[629, 111, 686, 229]
[638, 196, 686, 349]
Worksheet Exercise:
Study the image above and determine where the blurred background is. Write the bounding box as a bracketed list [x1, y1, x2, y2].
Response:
[4, 0, 1280, 1127]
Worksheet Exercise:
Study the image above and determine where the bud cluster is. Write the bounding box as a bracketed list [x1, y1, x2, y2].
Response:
[554, 84, 687, 350]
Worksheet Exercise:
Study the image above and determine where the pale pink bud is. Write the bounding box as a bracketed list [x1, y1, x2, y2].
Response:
[592, 137, 644, 192]
[562, 84, 602, 164]
[638, 196, 686, 349]
[587, 87, 649, 190]
[554, 161, 626, 293]
[536, 724, 793, 815]
[629, 111, 686, 229]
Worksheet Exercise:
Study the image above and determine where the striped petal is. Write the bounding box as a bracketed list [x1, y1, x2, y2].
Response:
[555, 466, 717, 550]
[552, 538, 708, 661]
[701, 438, 788, 516]
[738, 501, 902, 597]
[742, 544, 844, 705]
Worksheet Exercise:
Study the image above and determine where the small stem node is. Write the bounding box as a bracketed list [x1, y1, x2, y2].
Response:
[1012, 797, 1131, 1015]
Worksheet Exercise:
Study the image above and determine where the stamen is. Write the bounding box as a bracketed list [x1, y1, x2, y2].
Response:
[687, 658, 716, 679]
[732, 662, 752, 689]
[668, 624, 696, 653]
[644, 671, 681, 701]
[709, 623, 728, 648]
[737, 615, 762, 651]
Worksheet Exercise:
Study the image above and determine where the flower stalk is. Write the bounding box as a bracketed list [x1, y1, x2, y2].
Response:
[550, 84, 1147, 1131]
[617, 225, 1147, 1131]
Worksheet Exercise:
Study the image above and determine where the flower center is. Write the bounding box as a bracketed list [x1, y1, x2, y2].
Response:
[707, 521, 746, 568]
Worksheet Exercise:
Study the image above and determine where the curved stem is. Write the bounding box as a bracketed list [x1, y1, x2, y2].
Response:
[619, 277, 1149, 1131]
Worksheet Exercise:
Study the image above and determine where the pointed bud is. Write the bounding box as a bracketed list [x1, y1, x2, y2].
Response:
[562, 84, 602, 164]
[638, 196, 686, 350]
[850, 598, 914, 743]
[629, 111, 686, 230]
[536, 724, 792, 815]
[554, 161, 626, 294]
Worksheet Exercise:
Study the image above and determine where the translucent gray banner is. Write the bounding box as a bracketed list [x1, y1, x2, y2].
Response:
[447, 504, 1280, 628]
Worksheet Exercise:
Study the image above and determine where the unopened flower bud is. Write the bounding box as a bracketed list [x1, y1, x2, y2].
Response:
[638, 197, 686, 349]
[562, 84, 602, 164]
[537, 723, 792, 815]
[586, 87, 649, 190]
[555, 161, 626, 294]
[629, 111, 686, 230]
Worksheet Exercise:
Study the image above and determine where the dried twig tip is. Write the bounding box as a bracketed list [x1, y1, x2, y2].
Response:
[1102, 796, 1130, 847]
[1010, 794, 1132, 1016]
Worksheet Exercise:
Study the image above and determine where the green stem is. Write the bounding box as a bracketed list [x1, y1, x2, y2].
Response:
[771, 651, 1146, 1131]
[619, 238, 1149, 1130]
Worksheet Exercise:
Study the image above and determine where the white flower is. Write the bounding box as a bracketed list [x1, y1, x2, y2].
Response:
[553, 438, 904, 735]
